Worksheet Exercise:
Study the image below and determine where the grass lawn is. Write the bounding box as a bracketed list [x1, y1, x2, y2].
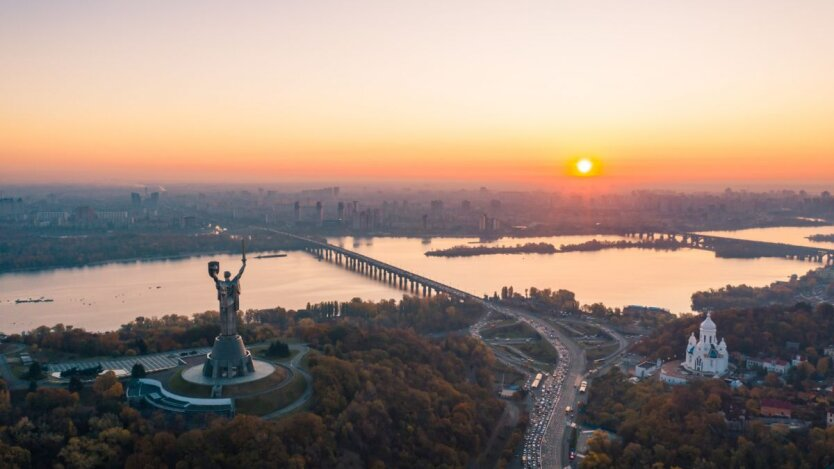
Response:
[222, 367, 289, 397]
[253, 348, 299, 361]
[492, 360, 526, 388]
[562, 321, 603, 336]
[10, 363, 27, 379]
[166, 365, 291, 398]
[586, 341, 620, 362]
[235, 372, 307, 416]
[481, 322, 540, 340]
[516, 340, 559, 365]
[165, 369, 212, 398]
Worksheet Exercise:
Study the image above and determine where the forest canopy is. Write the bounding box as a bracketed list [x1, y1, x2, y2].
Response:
[0, 307, 503, 468]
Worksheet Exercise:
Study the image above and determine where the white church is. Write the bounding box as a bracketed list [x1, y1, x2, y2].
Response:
[683, 312, 729, 376]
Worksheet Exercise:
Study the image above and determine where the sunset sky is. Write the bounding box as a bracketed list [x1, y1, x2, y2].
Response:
[2, 1, 833, 189]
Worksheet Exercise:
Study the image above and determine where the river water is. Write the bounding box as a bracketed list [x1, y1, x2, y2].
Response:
[698, 225, 834, 249]
[1, 229, 831, 333]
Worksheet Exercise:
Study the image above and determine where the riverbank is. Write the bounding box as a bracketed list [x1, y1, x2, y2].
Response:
[0, 229, 305, 274]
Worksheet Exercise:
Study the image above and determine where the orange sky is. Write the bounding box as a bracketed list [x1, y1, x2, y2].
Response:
[2, 1, 834, 188]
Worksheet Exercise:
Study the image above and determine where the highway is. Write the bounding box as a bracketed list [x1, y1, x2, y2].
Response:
[486, 304, 586, 468]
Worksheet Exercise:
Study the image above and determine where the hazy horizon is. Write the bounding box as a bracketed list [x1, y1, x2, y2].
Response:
[2, 179, 833, 196]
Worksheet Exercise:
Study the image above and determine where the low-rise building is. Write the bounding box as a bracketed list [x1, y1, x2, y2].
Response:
[635, 358, 662, 378]
[34, 211, 69, 226]
[97, 210, 130, 227]
[827, 409, 834, 428]
[19, 353, 33, 366]
[659, 361, 690, 386]
[746, 357, 790, 375]
[760, 399, 792, 418]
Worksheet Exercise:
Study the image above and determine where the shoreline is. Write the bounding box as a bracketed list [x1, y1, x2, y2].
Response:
[0, 249, 292, 276]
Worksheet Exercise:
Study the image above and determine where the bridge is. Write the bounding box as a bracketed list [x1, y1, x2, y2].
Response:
[623, 230, 834, 264]
[260, 229, 481, 300]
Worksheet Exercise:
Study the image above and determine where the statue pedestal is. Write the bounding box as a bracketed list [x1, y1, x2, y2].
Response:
[202, 334, 255, 379]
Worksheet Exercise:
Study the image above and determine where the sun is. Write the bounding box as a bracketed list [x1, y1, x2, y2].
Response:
[576, 158, 593, 175]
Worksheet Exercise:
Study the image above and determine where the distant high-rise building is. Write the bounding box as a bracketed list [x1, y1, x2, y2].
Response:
[0, 197, 24, 219]
[461, 200, 471, 211]
[372, 208, 381, 229]
[73, 206, 97, 225]
[479, 213, 500, 233]
[359, 210, 369, 231]
[337, 201, 345, 220]
[131, 192, 142, 207]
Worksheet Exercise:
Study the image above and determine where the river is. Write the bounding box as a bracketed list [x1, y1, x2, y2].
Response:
[1, 228, 831, 333]
[698, 225, 834, 249]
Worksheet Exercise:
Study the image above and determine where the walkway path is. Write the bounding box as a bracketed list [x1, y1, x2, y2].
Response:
[262, 344, 313, 419]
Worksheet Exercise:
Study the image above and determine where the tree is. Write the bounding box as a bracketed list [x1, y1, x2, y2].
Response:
[0, 378, 10, 412]
[26, 362, 43, 380]
[816, 356, 830, 377]
[68, 376, 83, 393]
[266, 340, 291, 358]
[0, 441, 31, 468]
[93, 371, 124, 399]
[134, 338, 148, 355]
[131, 363, 147, 379]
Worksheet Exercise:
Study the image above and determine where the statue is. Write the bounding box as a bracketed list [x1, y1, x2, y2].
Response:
[208, 245, 246, 336]
[202, 240, 255, 378]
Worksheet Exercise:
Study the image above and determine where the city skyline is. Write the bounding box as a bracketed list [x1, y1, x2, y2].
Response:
[3, 1, 834, 188]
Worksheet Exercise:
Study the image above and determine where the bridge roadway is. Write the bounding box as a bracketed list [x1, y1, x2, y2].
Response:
[263, 228, 580, 467]
[625, 230, 834, 264]
[264, 229, 480, 300]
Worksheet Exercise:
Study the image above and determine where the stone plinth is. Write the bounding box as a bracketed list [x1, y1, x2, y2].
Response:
[202, 334, 255, 379]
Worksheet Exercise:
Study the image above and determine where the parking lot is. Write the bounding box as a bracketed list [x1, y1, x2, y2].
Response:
[48, 347, 210, 375]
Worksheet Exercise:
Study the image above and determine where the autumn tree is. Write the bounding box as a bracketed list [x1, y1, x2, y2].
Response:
[93, 371, 124, 399]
